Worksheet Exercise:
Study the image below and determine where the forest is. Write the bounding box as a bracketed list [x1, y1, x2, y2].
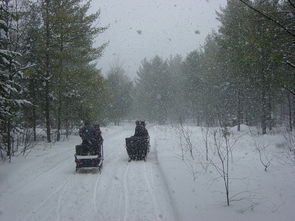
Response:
[1, 0, 295, 160]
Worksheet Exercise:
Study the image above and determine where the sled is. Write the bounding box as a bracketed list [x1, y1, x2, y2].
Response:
[125, 136, 150, 161]
[75, 143, 103, 173]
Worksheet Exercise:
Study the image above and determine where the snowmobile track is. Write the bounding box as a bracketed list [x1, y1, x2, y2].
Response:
[123, 163, 130, 221]
[23, 175, 72, 221]
[8, 153, 72, 195]
[143, 161, 162, 221]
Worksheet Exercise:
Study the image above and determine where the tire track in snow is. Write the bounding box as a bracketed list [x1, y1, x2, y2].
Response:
[123, 163, 130, 221]
[7, 153, 72, 195]
[92, 173, 100, 212]
[91, 129, 129, 220]
[91, 134, 122, 219]
[92, 172, 105, 220]
[92, 127, 149, 220]
[151, 137, 181, 221]
[56, 175, 73, 221]
[143, 162, 162, 221]
[56, 188, 63, 221]
[122, 160, 161, 221]
[91, 130, 124, 216]
[23, 175, 71, 221]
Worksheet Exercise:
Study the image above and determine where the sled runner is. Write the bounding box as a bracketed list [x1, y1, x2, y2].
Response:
[75, 143, 103, 173]
[125, 136, 149, 161]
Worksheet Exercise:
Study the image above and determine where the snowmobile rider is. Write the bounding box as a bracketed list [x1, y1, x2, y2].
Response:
[79, 120, 97, 146]
[94, 124, 103, 145]
[134, 120, 149, 137]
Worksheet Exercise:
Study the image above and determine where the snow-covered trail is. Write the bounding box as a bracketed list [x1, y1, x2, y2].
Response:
[0, 124, 177, 221]
[3, 124, 295, 221]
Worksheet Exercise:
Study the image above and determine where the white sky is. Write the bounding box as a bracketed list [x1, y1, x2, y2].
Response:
[90, 0, 227, 79]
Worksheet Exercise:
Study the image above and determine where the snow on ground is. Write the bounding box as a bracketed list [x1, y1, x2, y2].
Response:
[0, 123, 294, 221]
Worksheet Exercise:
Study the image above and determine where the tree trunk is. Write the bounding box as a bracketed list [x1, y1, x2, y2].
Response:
[31, 78, 37, 141]
[65, 119, 69, 139]
[261, 72, 267, 135]
[237, 89, 242, 132]
[57, 27, 64, 142]
[57, 97, 61, 141]
[197, 114, 200, 127]
[6, 120, 12, 162]
[261, 89, 267, 134]
[32, 104, 37, 141]
[45, 0, 51, 143]
[56, 66, 62, 141]
[45, 82, 51, 143]
[267, 85, 272, 131]
[287, 92, 292, 131]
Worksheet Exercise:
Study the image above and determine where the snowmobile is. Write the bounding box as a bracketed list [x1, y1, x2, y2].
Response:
[74, 142, 103, 173]
[125, 136, 150, 162]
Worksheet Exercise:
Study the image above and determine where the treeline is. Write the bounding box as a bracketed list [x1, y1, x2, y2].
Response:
[116, 0, 295, 132]
[0, 0, 108, 158]
[1, 0, 295, 158]
[100, 0, 295, 132]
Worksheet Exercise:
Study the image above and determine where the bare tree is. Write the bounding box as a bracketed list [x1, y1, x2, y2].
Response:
[176, 122, 194, 160]
[19, 128, 37, 155]
[209, 127, 238, 206]
[175, 123, 201, 181]
[201, 126, 210, 161]
[256, 144, 271, 172]
[249, 127, 272, 171]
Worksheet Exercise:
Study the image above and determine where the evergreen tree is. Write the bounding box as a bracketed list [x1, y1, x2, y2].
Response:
[50, 0, 107, 140]
[0, 0, 28, 158]
[135, 56, 171, 124]
[106, 65, 133, 125]
[166, 55, 188, 123]
[182, 50, 204, 124]
[20, 0, 108, 142]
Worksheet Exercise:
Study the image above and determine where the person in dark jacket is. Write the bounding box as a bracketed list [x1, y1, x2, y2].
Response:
[134, 121, 149, 137]
[79, 121, 103, 154]
[94, 124, 103, 145]
[79, 121, 96, 146]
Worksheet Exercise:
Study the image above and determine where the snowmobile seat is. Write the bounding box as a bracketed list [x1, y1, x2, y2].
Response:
[125, 136, 150, 161]
[75, 143, 103, 173]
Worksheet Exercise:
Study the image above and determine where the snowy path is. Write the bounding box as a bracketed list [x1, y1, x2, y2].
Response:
[1, 124, 295, 221]
[0, 125, 177, 221]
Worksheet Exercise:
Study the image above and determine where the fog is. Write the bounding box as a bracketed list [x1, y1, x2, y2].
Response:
[90, 0, 227, 78]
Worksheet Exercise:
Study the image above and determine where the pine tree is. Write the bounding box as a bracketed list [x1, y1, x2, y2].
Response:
[135, 56, 171, 124]
[106, 65, 133, 125]
[20, 0, 108, 142]
[0, 0, 28, 158]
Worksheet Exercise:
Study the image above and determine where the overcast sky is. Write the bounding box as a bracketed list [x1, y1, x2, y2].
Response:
[90, 0, 227, 79]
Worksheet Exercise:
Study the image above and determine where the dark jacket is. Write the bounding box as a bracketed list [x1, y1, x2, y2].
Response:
[94, 127, 103, 145]
[79, 126, 97, 145]
[134, 125, 149, 137]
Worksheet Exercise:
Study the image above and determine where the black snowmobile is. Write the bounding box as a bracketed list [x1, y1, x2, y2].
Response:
[75, 123, 104, 172]
[126, 120, 150, 162]
[75, 142, 103, 172]
[125, 136, 149, 161]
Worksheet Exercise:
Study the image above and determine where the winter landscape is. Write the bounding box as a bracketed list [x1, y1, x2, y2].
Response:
[1, 0, 295, 221]
[0, 123, 295, 221]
